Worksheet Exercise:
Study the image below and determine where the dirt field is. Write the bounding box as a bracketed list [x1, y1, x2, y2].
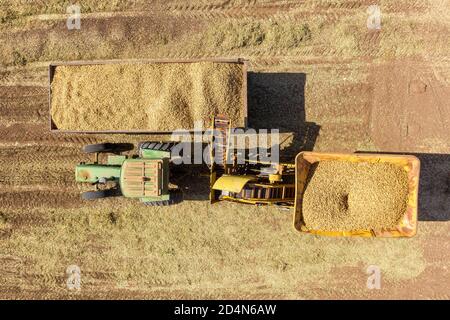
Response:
[0, 0, 449, 299]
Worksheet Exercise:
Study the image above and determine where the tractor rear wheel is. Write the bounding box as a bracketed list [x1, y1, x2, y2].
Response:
[83, 143, 133, 154]
[143, 189, 183, 206]
[138, 141, 177, 156]
[168, 188, 183, 204]
[83, 143, 115, 153]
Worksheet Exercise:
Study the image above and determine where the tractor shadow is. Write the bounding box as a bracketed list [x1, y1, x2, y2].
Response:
[357, 151, 450, 221]
[247, 72, 320, 162]
[171, 164, 210, 201]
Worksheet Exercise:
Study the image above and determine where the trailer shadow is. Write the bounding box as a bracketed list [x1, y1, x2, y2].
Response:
[409, 153, 450, 221]
[357, 151, 450, 221]
[247, 72, 320, 162]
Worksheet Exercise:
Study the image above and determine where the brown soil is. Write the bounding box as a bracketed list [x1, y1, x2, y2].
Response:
[302, 161, 409, 231]
[51, 62, 244, 131]
[1, 0, 449, 300]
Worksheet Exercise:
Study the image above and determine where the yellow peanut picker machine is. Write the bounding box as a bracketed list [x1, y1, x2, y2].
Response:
[208, 116, 421, 238]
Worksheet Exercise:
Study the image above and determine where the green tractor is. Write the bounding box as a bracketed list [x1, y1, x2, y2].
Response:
[75, 142, 182, 206]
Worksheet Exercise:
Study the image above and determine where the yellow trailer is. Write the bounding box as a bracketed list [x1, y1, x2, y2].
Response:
[293, 152, 420, 238]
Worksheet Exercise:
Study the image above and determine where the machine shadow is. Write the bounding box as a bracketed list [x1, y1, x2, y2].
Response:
[178, 72, 322, 202]
[247, 72, 320, 162]
[357, 151, 450, 221]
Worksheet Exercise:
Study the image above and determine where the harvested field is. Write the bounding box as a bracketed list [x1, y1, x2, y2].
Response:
[51, 62, 245, 131]
[1, 0, 449, 300]
[302, 161, 409, 231]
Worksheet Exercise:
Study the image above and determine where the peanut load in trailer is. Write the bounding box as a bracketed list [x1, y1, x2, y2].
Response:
[293, 152, 420, 237]
[49, 59, 247, 133]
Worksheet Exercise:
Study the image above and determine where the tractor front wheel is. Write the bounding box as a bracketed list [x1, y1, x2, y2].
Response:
[81, 189, 121, 200]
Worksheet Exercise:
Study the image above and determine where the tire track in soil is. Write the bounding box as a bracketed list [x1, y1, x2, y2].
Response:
[4, 0, 384, 25]
[18, 274, 63, 292]
[0, 149, 84, 193]
[165, 0, 298, 11]
[0, 124, 100, 146]
[0, 210, 49, 237]
[1, 4, 374, 68]
[0, 145, 89, 164]
[2, 2, 433, 67]
[18, 1, 300, 22]
[0, 86, 48, 125]
[0, 191, 80, 210]
[0, 169, 76, 190]
[0, 67, 49, 87]
[0, 99, 47, 124]
[0, 87, 104, 146]
[0, 272, 65, 297]
[0, 85, 46, 98]
[14, 3, 366, 28]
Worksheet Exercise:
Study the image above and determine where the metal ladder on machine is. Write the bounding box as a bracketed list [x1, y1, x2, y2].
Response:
[238, 184, 296, 202]
[212, 115, 232, 174]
